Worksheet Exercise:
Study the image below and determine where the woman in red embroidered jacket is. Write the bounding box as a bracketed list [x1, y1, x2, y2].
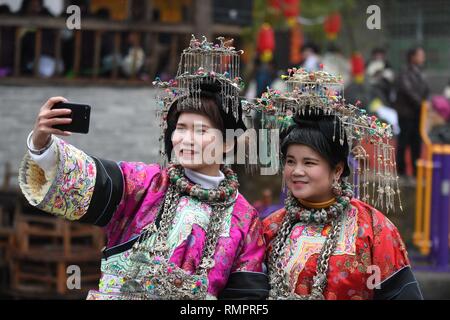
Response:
[246, 66, 423, 300]
[262, 108, 423, 300]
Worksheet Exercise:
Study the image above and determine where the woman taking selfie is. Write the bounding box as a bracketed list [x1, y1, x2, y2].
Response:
[247, 68, 422, 300]
[18, 36, 268, 300]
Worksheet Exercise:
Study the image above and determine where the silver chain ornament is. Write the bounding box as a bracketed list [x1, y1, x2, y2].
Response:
[120, 171, 237, 300]
[268, 198, 347, 300]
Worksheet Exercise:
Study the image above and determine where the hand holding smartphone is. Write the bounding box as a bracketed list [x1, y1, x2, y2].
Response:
[51, 102, 91, 134]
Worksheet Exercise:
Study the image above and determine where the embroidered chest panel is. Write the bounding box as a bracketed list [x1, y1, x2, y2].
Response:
[99, 196, 234, 293]
[280, 206, 358, 289]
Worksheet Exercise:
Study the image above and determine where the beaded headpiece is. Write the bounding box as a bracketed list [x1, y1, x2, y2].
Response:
[242, 67, 402, 212]
[153, 35, 246, 165]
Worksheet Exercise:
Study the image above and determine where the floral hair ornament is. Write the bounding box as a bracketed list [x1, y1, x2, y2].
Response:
[242, 67, 402, 213]
[152, 35, 247, 166]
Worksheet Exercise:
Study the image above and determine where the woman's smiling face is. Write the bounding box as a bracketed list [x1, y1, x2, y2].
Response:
[283, 144, 342, 202]
[171, 112, 225, 175]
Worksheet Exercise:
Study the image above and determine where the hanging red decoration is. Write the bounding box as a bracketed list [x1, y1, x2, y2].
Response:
[290, 22, 303, 64]
[257, 23, 275, 62]
[324, 12, 342, 40]
[269, 0, 281, 10]
[283, 0, 300, 27]
[283, 0, 299, 18]
[351, 52, 365, 84]
[268, 0, 300, 26]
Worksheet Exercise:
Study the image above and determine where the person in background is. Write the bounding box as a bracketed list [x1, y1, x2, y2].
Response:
[367, 56, 399, 135]
[366, 48, 392, 70]
[322, 44, 350, 87]
[394, 46, 430, 177]
[254, 56, 276, 97]
[300, 42, 321, 72]
[18, 0, 58, 77]
[253, 188, 273, 219]
[0, 4, 14, 77]
[428, 78, 450, 144]
[120, 32, 145, 78]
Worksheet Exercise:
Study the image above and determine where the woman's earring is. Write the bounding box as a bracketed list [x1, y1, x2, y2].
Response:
[332, 177, 342, 196]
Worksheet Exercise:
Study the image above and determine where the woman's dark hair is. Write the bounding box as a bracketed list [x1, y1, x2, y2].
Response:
[164, 82, 246, 161]
[280, 108, 351, 177]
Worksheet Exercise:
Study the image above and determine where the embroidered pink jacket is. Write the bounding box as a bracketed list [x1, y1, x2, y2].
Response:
[19, 137, 268, 299]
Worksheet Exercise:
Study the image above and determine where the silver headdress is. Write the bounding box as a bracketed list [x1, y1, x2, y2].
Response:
[242, 67, 402, 212]
[153, 35, 245, 165]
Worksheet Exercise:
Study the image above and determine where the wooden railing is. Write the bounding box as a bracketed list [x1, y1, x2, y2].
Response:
[0, 15, 242, 86]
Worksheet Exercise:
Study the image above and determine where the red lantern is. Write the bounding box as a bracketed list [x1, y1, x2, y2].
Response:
[257, 23, 275, 62]
[269, 0, 281, 10]
[290, 22, 303, 64]
[283, 0, 299, 18]
[324, 12, 342, 40]
[283, 0, 300, 27]
[351, 52, 365, 83]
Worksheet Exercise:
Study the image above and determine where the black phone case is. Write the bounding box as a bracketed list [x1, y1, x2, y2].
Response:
[51, 102, 91, 134]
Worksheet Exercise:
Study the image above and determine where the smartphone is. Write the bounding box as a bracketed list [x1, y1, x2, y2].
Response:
[51, 102, 91, 134]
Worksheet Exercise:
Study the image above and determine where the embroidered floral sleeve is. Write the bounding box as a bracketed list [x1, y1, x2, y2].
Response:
[18, 137, 96, 221]
[104, 162, 169, 246]
[19, 134, 173, 249]
[262, 208, 286, 249]
[362, 203, 422, 299]
[370, 207, 410, 281]
[218, 206, 270, 299]
[231, 211, 266, 273]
